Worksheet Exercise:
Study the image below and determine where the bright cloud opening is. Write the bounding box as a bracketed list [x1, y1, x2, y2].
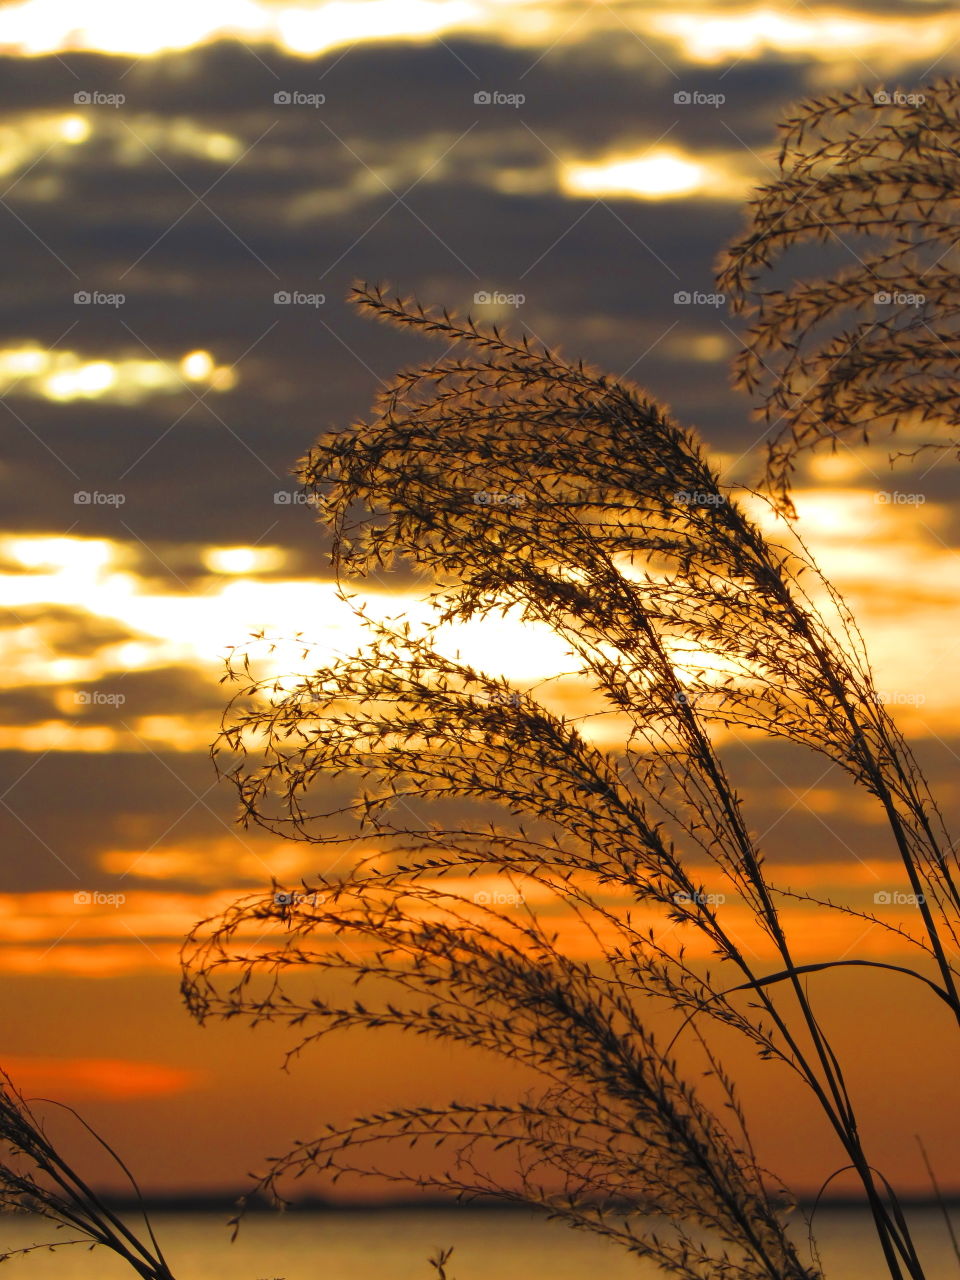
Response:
[0, 346, 237, 402]
[560, 148, 754, 201]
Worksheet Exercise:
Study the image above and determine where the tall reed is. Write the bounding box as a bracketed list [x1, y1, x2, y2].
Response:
[0, 1069, 176, 1278]
[182, 81, 960, 1280]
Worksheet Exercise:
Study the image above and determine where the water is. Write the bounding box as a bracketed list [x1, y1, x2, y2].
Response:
[0, 1208, 957, 1279]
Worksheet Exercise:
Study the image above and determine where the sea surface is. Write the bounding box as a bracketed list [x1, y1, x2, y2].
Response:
[0, 1208, 958, 1280]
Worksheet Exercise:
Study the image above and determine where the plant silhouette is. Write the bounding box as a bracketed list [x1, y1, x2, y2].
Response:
[718, 80, 960, 512]
[180, 83, 960, 1280]
[0, 1069, 176, 1278]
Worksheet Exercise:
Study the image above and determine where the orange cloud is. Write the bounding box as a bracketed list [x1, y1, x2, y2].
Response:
[1, 1054, 204, 1099]
[0, 861, 936, 978]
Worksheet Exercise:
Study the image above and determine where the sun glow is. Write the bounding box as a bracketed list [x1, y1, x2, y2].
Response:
[646, 7, 958, 66]
[561, 148, 754, 202]
[2, 495, 960, 754]
[202, 545, 287, 575]
[1, 1, 958, 69]
[0, 347, 236, 403]
[0, 0, 479, 56]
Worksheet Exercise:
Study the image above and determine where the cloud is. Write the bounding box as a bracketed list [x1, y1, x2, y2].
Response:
[2, 1054, 205, 1098]
[0, 602, 137, 654]
[0, 37, 904, 561]
[0, 1, 958, 72]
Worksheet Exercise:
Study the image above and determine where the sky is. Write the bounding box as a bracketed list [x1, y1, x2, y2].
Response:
[1, 0, 960, 1204]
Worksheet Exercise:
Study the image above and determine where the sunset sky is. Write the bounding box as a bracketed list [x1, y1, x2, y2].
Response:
[1, 0, 960, 1203]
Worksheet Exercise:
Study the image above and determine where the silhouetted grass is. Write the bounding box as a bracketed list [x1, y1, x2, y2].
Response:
[0, 1068, 176, 1277]
[180, 244, 960, 1279]
[719, 78, 960, 511]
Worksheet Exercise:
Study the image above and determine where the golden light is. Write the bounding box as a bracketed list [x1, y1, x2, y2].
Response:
[646, 7, 957, 66]
[0, 346, 237, 403]
[202, 545, 286, 575]
[59, 114, 90, 143]
[560, 148, 756, 202]
[563, 149, 704, 200]
[276, 0, 476, 54]
[0, 0, 958, 70]
[180, 349, 215, 381]
[0, 0, 478, 57]
[2, 501, 959, 752]
[2, 535, 115, 574]
[0, 112, 92, 179]
[0, 0, 264, 56]
[48, 359, 116, 399]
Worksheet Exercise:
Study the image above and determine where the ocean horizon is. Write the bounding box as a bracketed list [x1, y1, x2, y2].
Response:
[2, 1207, 958, 1280]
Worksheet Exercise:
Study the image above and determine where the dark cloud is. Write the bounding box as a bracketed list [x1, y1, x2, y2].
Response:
[2, 728, 956, 897]
[55, 664, 227, 723]
[1, 34, 955, 556]
[0, 605, 139, 654]
[1, 27, 958, 909]
[0, 748, 227, 891]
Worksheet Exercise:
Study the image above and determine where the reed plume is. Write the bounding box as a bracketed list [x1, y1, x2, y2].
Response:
[181, 265, 960, 1280]
[718, 78, 960, 511]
